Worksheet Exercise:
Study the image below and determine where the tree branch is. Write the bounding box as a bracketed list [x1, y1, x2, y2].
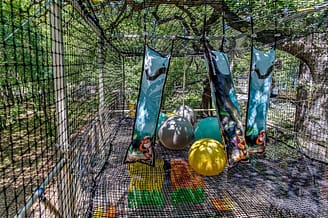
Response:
[176, 5, 199, 35]
[102, 0, 324, 64]
[106, 2, 128, 32]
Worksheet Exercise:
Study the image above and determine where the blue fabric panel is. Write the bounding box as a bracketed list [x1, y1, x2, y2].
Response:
[204, 48, 248, 166]
[246, 47, 275, 149]
[124, 45, 171, 166]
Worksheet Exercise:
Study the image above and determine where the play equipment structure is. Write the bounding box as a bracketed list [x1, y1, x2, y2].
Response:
[1, 0, 327, 217]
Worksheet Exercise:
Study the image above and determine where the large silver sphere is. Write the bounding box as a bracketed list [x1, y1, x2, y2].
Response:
[173, 105, 196, 125]
[158, 116, 194, 150]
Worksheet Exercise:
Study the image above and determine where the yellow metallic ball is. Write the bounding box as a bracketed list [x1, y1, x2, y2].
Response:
[188, 138, 227, 176]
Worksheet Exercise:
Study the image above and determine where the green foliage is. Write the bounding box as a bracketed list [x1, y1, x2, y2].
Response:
[124, 57, 143, 101]
[162, 56, 207, 110]
[225, 0, 326, 36]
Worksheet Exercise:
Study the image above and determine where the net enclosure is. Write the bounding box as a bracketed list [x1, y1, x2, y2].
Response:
[0, 0, 327, 217]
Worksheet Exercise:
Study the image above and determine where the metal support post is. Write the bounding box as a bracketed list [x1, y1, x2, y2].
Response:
[50, 1, 74, 217]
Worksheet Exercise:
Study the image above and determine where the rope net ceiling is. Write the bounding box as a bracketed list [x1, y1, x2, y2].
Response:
[78, 0, 328, 55]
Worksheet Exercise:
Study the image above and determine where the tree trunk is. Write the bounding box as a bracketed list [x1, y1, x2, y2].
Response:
[293, 33, 328, 162]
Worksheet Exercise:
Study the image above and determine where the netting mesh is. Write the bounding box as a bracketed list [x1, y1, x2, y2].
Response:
[88, 119, 327, 217]
[0, 0, 327, 217]
[1, 1, 59, 217]
[0, 1, 123, 217]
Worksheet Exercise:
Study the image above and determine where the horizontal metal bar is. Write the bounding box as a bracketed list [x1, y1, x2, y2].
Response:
[14, 115, 103, 217]
[108, 108, 217, 113]
[15, 159, 66, 218]
[109, 33, 224, 41]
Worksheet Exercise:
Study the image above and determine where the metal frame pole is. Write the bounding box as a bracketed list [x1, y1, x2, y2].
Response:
[50, 1, 74, 217]
[14, 159, 66, 218]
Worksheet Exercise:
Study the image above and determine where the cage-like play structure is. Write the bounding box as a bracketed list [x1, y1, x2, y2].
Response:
[1, 0, 327, 217]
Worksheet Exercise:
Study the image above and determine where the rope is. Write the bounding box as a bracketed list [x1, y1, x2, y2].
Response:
[274, 0, 278, 49]
[182, 26, 187, 112]
[220, 0, 225, 52]
[143, 0, 147, 45]
[152, 19, 157, 48]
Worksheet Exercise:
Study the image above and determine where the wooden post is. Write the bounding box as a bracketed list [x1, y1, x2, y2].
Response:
[50, 1, 74, 217]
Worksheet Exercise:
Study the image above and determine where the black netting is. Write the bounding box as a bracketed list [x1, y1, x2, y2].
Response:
[88, 120, 327, 218]
[0, 0, 327, 217]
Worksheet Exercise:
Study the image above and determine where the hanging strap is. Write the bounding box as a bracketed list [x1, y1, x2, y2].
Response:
[273, 0, 278, 49]
[182, 27, 187, 110]
[202, 0, 207, 45]
[152, 19, 157, 48]
[250, 16, 254, 47]
[220, 0, 225, 52]
[143, 0, 147, 45]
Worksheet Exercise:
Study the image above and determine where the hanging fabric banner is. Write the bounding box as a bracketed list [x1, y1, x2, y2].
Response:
[124, 45, 171, 166]
[204, 47, 248, 166]
[246, 47, 275, 154]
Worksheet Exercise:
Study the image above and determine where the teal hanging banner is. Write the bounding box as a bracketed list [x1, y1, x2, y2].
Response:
[246, 47, 275, 154]
[204, 47, 248, 167]
[124, 45, 171, 166]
